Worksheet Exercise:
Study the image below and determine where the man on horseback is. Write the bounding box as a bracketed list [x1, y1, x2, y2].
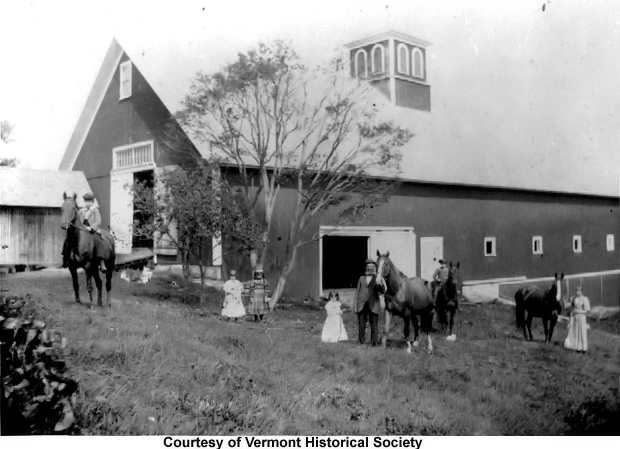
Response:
[431, 259, 449, 301]
[61, 192, 107, 272]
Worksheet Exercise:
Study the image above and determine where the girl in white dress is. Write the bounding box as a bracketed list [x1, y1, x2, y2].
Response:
[222, 270, 246, 321]
[321, 291, 349, 343]
[564, 286, 591, 353]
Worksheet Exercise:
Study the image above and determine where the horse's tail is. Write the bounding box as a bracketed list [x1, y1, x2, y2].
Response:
[515, 289, 526, 328]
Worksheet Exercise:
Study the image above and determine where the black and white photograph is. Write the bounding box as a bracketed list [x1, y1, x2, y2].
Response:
[1, 0, 619, 441]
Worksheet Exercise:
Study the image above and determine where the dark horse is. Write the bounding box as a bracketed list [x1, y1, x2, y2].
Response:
[376, 250, 435, 353]
[436, 261, 460, 337]
[515, 273, 564, 344]
[60, 193, 116, 307]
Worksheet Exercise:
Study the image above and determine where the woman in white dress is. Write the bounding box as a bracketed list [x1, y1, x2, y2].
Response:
[564, 286, 591, 353]
[321, 291, 349, 343]
[222, 270, 246, 322]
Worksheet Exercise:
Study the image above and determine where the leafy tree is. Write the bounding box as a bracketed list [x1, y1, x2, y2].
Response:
[132, 161, 261, 304]
[1, 120, 18, 167]
[178, 41, 412, 309]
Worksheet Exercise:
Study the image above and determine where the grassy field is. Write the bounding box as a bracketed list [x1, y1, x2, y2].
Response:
[1, 269, 619, 435]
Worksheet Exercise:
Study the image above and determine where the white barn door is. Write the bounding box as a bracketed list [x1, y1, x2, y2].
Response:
[420, 237, 443, 282]
[110, 171, 134, 255]
[369, 229, 416, 278]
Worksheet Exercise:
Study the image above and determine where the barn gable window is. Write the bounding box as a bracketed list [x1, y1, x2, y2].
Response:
[113, 140, 154, 170]
[371, 44, 385, 74]
[484, 237, 496, 257]
[607, 234, 615, 251]
[412, 47, 424, 79]
[120, 61, 132, 100]
[572, 235, 582, 253]
[397, 43, 409, 75]
[532, 236, 543, 255]
[355, 50, 368, 78]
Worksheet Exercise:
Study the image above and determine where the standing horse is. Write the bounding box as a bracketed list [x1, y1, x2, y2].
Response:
[515, 273, 564, 344]
[376, 250, 435, 353]
[436, 262, 460, 338]
[60, 193, 116, 307]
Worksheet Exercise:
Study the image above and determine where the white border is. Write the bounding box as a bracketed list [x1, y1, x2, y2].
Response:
[412, 47, 425, 79]
[572, 235, 582, 253]
[354, 49, 368, 78]
[371, 44, 385, 74]
[532, 235, 543, 255]
[484, 236, 496, 257]
[606, 234, 615, 251]
[396, 43, 410, 75]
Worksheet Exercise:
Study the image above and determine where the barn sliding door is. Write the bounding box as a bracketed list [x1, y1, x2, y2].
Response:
[368, 229, 416, 278]
[110, 171, 134, 255]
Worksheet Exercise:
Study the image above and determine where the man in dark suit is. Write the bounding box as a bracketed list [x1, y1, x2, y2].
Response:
[354, 258, 386, 346]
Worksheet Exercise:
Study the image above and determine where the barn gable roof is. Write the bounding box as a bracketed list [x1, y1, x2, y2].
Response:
[0, 168, 94, 208]
[58, 39, 125, 171]
[58, 32, 620, 199]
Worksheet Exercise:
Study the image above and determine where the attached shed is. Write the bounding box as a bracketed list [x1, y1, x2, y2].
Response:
[0, 168, 93, 267]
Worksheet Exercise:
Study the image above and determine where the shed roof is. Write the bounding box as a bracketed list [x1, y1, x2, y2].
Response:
[0, 168, 95, 208]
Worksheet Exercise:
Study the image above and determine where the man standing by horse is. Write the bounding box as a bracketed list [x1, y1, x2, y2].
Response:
[354, 258, 386, 346]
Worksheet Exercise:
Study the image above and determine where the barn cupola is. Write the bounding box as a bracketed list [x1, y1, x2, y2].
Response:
[345, 31, 431, 112]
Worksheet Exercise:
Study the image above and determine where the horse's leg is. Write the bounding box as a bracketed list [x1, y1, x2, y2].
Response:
[85, 263, 94, 307]
[422, 310, 434, 353]
[105, 267, 113, 308]
[69, 266, 81, 304]
[542, 317, 550, 344]
[448, 305, 455, 336]
[92, 267, 103, 307]
[411, 314, 420, 348]
[382, 310, 392, 348]
[525, 313, 534, 341]
[403, 314, 412, 349]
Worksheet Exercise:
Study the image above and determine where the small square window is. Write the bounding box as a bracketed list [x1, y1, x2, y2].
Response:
[532, 236, 543, 255]
[607, 234, 615, 251]
[572, 235, 582, 253]
[484, 237, 496, 257]
[120, 61, 132, 100]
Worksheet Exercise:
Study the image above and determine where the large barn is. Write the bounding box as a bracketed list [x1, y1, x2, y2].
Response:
[57, 31, 620, 307]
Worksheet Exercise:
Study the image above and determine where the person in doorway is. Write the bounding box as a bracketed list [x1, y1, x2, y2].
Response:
[564, 286, 591, 353]
[222, 269, 246, 322]
[248, 266, 269, 322]
[61, 192, 106, 272]
[431, 259, 449, 301]
[354, 259, 386, 346]
[321, 291, 349, 343]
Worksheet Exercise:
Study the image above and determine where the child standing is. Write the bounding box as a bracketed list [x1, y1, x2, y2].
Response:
[321, 291, 349, 343]
[249, 266, 269, 322]
[222, 269, 246, 322]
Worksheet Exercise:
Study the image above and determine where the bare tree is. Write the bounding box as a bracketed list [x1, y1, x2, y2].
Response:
[178, 41, 412, 308]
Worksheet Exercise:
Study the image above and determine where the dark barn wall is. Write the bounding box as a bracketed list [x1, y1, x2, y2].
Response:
[254, 181, 619, 301]
[72, 54, 196, 231]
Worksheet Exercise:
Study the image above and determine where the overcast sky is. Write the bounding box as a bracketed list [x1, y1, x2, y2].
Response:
[1, 0, 619, 196]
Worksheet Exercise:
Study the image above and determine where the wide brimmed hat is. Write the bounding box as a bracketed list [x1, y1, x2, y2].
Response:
[365, 259, 377, 266]
[83, 192, 95, 201]
[255, 265, 264, 272]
